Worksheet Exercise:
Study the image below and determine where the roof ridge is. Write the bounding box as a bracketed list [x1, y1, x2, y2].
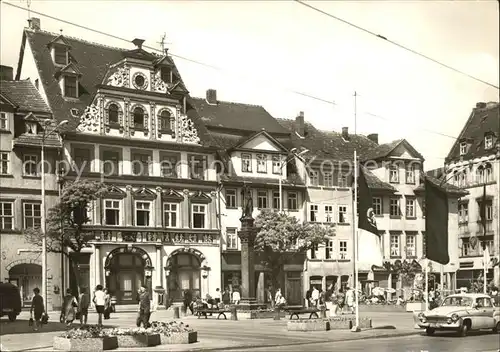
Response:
[25, 27, 129, 53]
[192, 96, 264, 108]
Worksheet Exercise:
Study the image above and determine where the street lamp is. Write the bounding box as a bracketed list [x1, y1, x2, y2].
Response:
[278, 147, 309, 212]
[41, 119, 68, 311]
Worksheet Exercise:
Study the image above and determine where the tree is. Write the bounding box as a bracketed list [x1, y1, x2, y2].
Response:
[24, 180, 108, 293]
[254, 210, 332, 290]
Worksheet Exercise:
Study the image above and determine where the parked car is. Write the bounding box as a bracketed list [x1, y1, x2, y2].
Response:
[417, 293, 500, 337]
[0, 283, 22, 321]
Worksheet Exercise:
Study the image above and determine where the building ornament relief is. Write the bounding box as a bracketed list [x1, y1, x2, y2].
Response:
[179, 114, 200, 144]
[77, 104, 100, 133]
[152, 70, 170, 94]
[107, 66, 130, 88]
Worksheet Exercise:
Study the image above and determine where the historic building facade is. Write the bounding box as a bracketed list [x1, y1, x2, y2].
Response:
[0, 69, 63, 310]
[16, 19, 222, 307]
[445, 101, 500, 288]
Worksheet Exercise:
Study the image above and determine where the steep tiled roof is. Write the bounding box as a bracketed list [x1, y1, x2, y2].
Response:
[362, 166, 396, 192]
[22, 29, 213, 146]
[277, 118, 378, 161]
[363, 139, 424, 161]
[13, 133, 61, 148]
[0, 79, 50, 113]
[414, 175, 468, 197]
[446, 102, 500, 162]
[189, 97, 289, 134]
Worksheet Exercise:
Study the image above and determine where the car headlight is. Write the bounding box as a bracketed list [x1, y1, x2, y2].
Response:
[418, 312, 425, 319]
[451, 313, 459, 322]
[447, 318, 452, 324]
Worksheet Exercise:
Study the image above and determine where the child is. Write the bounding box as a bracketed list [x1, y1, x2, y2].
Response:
[30, 288, 44, 331]
[78, 287, 90, 326]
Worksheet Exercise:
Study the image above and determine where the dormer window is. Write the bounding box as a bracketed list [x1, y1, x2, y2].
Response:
[485, 135, 493, 149]
[108, 104, 119, 125]
[133, 107, 145, 129]
[26, 121, 38, 135]
[160, 67, 172, 83]
[64, 76, 78, 98]
[54, 46, 68, 65]
[459, 142, 467, 155]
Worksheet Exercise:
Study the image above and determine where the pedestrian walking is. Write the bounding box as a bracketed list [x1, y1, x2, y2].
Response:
[103, 288, 112, 320]
[136, 285, 151, 328]
[30, 287, 44, 331]
[183, 290, 193, 314]
[305, 287, 312, 308]
[222, 288, 231, 305]
[490, 287, 499, 307]
[311, 286, 320, 307]
[345, 287, 355, 314]
[62, 289, 78, 327]
[78, 287, 90, 326]
[232, 289, 241, 304]
[93, 284, 106, 327]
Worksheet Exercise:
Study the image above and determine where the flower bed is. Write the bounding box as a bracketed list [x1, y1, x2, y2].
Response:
[54, 326, 118, 351]
[149, 321, 197, 344]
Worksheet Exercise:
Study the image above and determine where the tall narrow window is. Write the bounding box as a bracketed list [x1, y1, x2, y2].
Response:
[133, 107, 145, 129]
[272, 191, 280, 210]
[257, 191, 268, 209]
[406, 234, 416, 258]
[189, 155, 206, 180]
[131, 152, 151, 176]
[0, 202, 14, 229]
[160, 154, 178, 178]
[161, 67, 172, 83]
[256, 154, 267, 173]
[241, 153, 252, 172]
[389, 164, 399, 183]
[310, 204, 318, 222]
[104, 200, 120, 225]
[135, 201, 151, 227]
[325, 240, 334, 259]
[23, 202, 41, 228]
[73, 147, 91, 173]
[23, 154, 38, 176]
[159, 110, 172, 132]
[272, 155, 281, 174]
[323, 172, 333, 187]
[225, 189, 237, 208]
[0, 112, 7, 130]
[54, 46, 67, 65]
[373, 197, 382, 215]
[338, 205, 347, 223]
[338, 173, 348, 187]
[458, 202, 468, 223]
[226, 228, 238, 250]
[102, 150, 120, 176]
[108, 104, 119, 125]
[64, 76, 77, 98]
[324, 205, 333, 222]
[287, 192, 297, 210]
[309, 170, 319, 186]
[405, 164, 415, 184]
[163, 203, 178, 228]
[192, 204, 206, 228]
[485, 135, 493, 149]
[390, 234, 400, 257]
[405, 198, 416, 218]
[390, 198, 401, 216]
[460, 142, 467, 155]
[339, 241, 348, 259]
[0, 152, 9, 174]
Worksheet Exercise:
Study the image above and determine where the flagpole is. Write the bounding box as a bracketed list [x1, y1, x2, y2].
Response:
[352, 91, 360, 331]
[425, 258, 429, 310]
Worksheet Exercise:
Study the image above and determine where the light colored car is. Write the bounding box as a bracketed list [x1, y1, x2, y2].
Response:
[417, 293, 500, 337]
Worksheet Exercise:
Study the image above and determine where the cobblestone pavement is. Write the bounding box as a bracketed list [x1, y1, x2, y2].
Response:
[0, 310, 421, 351]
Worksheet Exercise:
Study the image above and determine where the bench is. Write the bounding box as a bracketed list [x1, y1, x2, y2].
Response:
[196, 308, 232, 320]
[284, 308, 327, 320]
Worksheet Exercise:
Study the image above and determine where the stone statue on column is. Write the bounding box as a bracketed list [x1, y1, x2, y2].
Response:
[241, 184, 253, 220]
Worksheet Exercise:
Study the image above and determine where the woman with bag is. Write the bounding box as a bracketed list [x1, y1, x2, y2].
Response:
[62, 289, 78, 327]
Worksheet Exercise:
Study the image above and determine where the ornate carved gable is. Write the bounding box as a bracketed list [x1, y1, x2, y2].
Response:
[104, 185, 126, 198]
[106, 65, 130, 88]
[151, 70, 170, 94]
[161, 188, 184, 202]
[132, 186, 157, 200]
[179, 114, 200, 144]
[76, 103, 100, 133]
[189, 190, 212, 204]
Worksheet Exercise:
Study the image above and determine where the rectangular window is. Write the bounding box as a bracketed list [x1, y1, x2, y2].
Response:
[272, 191, 280, 210]
[161, 67, 172, 83]
[0, 201, 14, 229]
[25, 122, 37, 135]
[131, 152, 151, 176]
[225, 189, 237, 208]
[309, 170, 319, 186]
[339, 241, 348, 260]
[287, 192, 298, 210]
[73, 147, 91, 173]
[256, 154, 267, 173]
[325, 205, 334, 222]
[405, 164, 415, 184]
[226, 228, 238, 250]
[389, 164, 399, 183]
[272, 155, 281, 174]
[338, 173, 348, 188]
[135, 201, 151, 227]
[0, 152, 10, 174]
[485, 135, 493, 149]
[338, 205, 347, 223]
[241, 153, 252, 172]
[310, 204, 318, 222]
[64, 76, 77, 98]
[406, 198, 416, 218]
[0, 112, 7, 130]
[460, 142, 467, 155]
[257, 191, 268, 209]
[458, 202, 468, 223]
[160, 154, 178, 178]
[54, 46, 67, 65]
[23, 202, 41, 229]
[23, 154, 38, 176]
[163, 203, 178, 228]
[192, 204, 206, 229]
[102, 150, 120, 176]
[373, 197, 382, 215]
[310, 244, 318, 259]
[189, 155, 206, 180]
[406, 234, 416, 257]
[325, 240, 334, 259]
[323, 173, 333, 187]
[390, 198, 401, 217]
[390, 234, 400, 257]
[104, 200, 120, 226]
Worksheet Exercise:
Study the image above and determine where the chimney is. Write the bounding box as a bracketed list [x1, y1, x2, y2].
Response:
[0, 65, 14, 81]
[164, 48, 169, 55]
[476, 102, 487, 109]
[206, 89, 217, 105]
[367, 133, 379, 144]
[132, 38, 145, 50]
[342, 127, 349, 139]
[295, 111, 305, 137]
[27, 17, 41, 30]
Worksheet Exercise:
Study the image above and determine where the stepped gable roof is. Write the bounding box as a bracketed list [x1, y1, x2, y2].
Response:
[276, 118, 377, 161]
[189, 97, 289, 135]
[22, 29, 213, 146]
[414, 175, 468, 197]
[446, 102, 500, 162]
[0, 79, 50, 113]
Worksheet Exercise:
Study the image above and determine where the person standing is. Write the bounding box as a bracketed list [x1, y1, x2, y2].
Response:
[345, 287, 355, 314]
[93, 285, 106, 327]
[78, 287, 90, 326]
[214, 288, 221, 307]
[137, 285, 151, 328]
[222, 288, 231, 306]
[305, 287, 312, 308]
[275, 288, 286, 308]
[311, 286, 320, 307]
[103, 288, 112, 320]
[232, 289, 241, 305]
[30, 288, 44, 331]
[490, 287, 499, 307]
[62, 289, 78, 327]
[183, 290, 193, 315]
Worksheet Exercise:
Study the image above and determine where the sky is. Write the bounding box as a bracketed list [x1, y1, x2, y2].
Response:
[1, 0, 498, 170]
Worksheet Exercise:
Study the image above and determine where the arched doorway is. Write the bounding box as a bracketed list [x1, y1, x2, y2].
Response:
[167, 253, 201, 301]
[105, 246, 153, 304]
[9, 263, 42, 306]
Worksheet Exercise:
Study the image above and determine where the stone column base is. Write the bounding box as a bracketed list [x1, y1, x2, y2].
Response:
[236, 298, 261, 311]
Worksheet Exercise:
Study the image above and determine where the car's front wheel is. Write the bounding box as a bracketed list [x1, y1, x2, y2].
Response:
[458, 323, 469, 337]
[425, 327, 435, 336]
[8, 313, 17, 322]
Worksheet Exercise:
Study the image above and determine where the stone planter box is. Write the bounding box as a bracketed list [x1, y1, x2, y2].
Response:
[287, 319, 328, 331]
[116, 334, 161, 348]
[327, 317, 372, 330]
[359, 304, 406, 313]
[53, 336, 118, 351]
[160, 331, 197, 344]
[406, 302, 426, 312]
[238, 311, 286, 319]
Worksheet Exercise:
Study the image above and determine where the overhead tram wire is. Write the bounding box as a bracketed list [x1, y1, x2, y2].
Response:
[294, 0, 499, 90]
[1, 1, 476, 144]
